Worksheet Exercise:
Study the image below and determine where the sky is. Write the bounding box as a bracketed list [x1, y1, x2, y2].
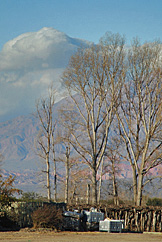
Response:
[0, 0, 162, 122]
[1, 0, 162, 50]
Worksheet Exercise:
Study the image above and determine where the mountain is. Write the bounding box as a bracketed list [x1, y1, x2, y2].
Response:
[0, 114, 39, 171]
[0, 27, 90, 122]
[0, 96, 66, 171]
[1, 108, 162, 195]
[0, 27, 91, 193]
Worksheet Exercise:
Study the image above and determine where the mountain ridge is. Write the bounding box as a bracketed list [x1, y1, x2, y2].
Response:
[0, 27, 90, 122]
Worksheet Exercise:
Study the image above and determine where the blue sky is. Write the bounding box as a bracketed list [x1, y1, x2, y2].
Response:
[1, 0, 162, 50]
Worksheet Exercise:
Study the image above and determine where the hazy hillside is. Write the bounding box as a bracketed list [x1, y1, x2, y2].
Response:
[0, 96, 72, 193]
[0, 114, 39, 171]
[0, 107, 161, 195]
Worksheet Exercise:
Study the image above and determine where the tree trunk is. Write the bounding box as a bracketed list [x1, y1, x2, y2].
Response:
[98, 157, 104, 205]
[46, 152, 51, 202]
[65, 146, 70, 204]
[52, 131, 57, 203]
[132, 165, 137, 205]
[53, 155, 57, 202]
[86, 184, 90, 205]
[112, 160, 119, 206]
[65, 162, 69, 204]
[71, 183, 76, 204]
[92, 167, 97, 205]
[53, 173, 57, 202]
[136, 173, 143, 206]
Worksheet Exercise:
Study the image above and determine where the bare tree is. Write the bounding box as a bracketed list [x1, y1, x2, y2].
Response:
[55, 125, 76, 204]
[106, 153, 121, 205]
[35, 86, 56, 202]
[97, 156, 104, 205]
[99, 135, 122, 206]
[51, 122, 57, 202]
[60, 33, 126, 204]
[117, 39, 162, 206]
[65, 145, 70, 204]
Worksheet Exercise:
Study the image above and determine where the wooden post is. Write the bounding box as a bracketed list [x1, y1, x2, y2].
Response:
[112, 210, 115, 219]
[125, 210, 128, 229]
[119, 210, 122, 220]
[147, 211, 152, 232]
[160, 210, 162, 232]
[105, 207, 107, 218]
[156, 212, 160, 232]
[115, 210, 118, 220]
[152, 211, 156, 232]
[134, 208, 138, 231]
[141, 212, 144, 232]
[144, 212, 148, 232]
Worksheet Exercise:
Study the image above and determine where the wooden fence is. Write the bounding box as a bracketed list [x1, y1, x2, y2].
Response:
[67, 205, 162, 232]
[2, 202, 162, 232]
[104, 206, 162, 232]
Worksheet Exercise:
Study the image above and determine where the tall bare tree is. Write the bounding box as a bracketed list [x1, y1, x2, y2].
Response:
[55, 125, 75, 204]
[98, 134, 122, 205]
[65, 145, 70, 204]
[56, 125, 82, 204]
[35, 86, 56, 202]
[60, 33, 126, 204]
[117, 40, 162, 206]
[104, 137, 122, 205]
[97, 156, 104, 205]
[51, 122, 57, 202]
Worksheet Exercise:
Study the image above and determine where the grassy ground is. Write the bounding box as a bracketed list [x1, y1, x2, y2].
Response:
[0, 231, 162, 242]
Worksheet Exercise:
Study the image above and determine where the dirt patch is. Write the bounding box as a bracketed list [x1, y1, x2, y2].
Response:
[0, 231, 162, 242]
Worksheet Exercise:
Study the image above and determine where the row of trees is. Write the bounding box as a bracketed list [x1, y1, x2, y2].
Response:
[35, 33, 162, 206]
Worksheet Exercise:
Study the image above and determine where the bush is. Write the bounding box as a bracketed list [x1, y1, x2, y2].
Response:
[32, 204, 63, 230]
[146, 197, 162, 206]
[0, 211, 20, 231]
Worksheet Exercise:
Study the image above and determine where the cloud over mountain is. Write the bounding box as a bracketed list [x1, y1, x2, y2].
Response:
[0, 27, 89, 121]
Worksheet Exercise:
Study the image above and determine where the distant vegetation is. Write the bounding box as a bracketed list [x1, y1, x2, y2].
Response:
[20, 192, 46, 202]
[146, 198, 162, 207]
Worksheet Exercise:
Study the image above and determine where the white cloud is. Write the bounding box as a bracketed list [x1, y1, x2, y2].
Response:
[0, 27, 88, 122]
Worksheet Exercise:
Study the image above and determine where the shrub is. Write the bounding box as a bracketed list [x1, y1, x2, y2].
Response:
[146, 198, 162, 207]
[32, 204, 63, 230]
[0, 211, 20, 231]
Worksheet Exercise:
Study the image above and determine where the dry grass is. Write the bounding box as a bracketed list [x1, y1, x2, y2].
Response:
[0, 231, 162, 242]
